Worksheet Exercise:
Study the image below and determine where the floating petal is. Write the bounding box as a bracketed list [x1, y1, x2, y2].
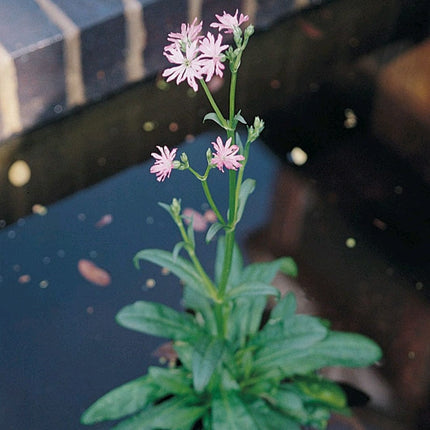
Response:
[78, 259, 111, 287]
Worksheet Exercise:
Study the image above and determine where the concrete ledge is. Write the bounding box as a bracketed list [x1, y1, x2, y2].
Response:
[0, 0, 325, 142]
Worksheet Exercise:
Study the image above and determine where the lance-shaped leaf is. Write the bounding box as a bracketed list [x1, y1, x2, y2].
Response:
[133, 249, 213, 299]
[212, 392, 300, 430]
[148, 366, 193, 395]
[205, 222, 224, 243]
[226, 281, 280, 300]
[236, 178, 255, 223]
[192, 336, 225, 392]
[112, 396, 207, 430]
[203, 112, 225, 128]
[253, 331, 382, 377]
[80, 374, 166, 424]
[116, 301, 200, 341]
[240, 257, 287, 285]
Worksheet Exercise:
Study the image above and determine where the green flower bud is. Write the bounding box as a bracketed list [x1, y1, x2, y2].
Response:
[170, 198, 181, 217]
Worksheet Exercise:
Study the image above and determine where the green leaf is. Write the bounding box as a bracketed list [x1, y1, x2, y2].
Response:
[148, 366, 193, 395]
[214, 236, 243, 287]
[254, 331, 382, 377]
[279, 256, 298, 278]
[172, 241, 185, 261]
[80, 375, 165, 424]
[173, 341, 194, 370]
[205, 222, 224, 243]
[212, 392, 300, 430]
[228, 295, 267, 345]
[112, 396, 207, 430]
[116, 301, 199, 341]
[192, 336, 225, 392]
[294, 375, 347, 409]
[270, 292, 297, 321]
[234, 110, 247, 125]
[203, 112, 224, 127]
[133, 249, 212, 299]
[226, 281, 280, 300]
[240, 257, 286, 285]
[236, 178, 255, 223]
[183, 286, 217, 335]
[243, 397, 302, 430]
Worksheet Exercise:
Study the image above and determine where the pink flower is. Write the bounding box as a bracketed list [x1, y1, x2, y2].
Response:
[167, 17, 203, 49]
[210, 10, 249, 34]
[150, 145, 178, 181]
[162, 41, 204, 91]
[199, 32, 228, 82]
[211, 137, 245, 172]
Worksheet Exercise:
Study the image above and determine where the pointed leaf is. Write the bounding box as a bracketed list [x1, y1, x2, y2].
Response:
[279, 256, 298, 277]
[116, 301, 199, 341]
[133, 249, 212, 299]
[183, 286, 217, 334]
[270, 292, 297, 321]
[203, 112, 224, 127]
[236, 178, 255, 223]
[205, 222, 224, 243]
[81, 375, 165, 424]
[240, 257, 286, 285]
[148, 366, 193, 395]
[112, 396, 207, 430]
[226, 281, 280, 300]
[172, 241, 185, 261]
[192, 336, 225, 392]
[254, 331, 382, 377]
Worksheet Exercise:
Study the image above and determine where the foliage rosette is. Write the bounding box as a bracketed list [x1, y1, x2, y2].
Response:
[81, 10, 382, 430]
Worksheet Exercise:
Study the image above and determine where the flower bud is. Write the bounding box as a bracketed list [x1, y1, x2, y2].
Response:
[170, 198, 181, 217]
[233, 26, 243, 46]
[244, 24, 254, 39]
[247, 116, 265, 143]
[206, 148, 214, 166]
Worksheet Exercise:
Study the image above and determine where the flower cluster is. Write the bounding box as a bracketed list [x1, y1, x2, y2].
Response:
[162, 10, 249, 91]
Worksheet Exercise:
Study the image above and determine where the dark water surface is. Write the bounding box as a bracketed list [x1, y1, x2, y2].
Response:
[0, 134, 279, 430]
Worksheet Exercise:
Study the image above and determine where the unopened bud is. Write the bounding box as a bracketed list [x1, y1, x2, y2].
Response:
[206, 148, 214, 166]
[247, 116, 265, 142]
[171, 198, 181, 217]
[244, 25, 254, 38]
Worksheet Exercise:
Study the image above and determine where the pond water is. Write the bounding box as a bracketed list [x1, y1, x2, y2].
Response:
[0, 133, 280, 430]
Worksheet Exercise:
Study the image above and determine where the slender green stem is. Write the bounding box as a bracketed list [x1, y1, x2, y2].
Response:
[201, 180, 225, 225]
[200, 79, 228, 129]
[176, 220, 219, 301]
[229, 72, 237, 123]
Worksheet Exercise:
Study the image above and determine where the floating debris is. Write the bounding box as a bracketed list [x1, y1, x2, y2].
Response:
[8, 160, 31, 187]
[344, 108, 357, 129]
[372, 218, 387, 231]
[345, 237, 356, 248]
[77, 213, 86, 221]
[298, 18, 324, 39]
[86, 306, 94, 315]
[95, 214, 113, 228]
[270, 79, 281, 89]
[39, 280, 49, 289]
[18, 274, 31, 284]
[169, 122, 179, 132]
[288, 147, 308, 166]
[32, 204, 48, 216]
[146, 278, 156, 288]
[78, 259, 111, 287]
